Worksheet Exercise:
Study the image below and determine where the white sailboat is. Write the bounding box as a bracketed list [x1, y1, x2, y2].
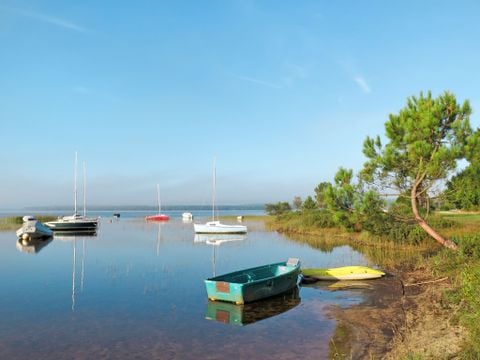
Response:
[45, 153, 99, 232]
[194, 159, 247, 234]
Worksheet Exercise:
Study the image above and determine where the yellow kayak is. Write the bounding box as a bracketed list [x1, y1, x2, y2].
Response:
[301, 266, 385, 281]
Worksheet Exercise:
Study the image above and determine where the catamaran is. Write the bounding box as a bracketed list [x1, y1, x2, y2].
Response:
[194, 158, 247, 234]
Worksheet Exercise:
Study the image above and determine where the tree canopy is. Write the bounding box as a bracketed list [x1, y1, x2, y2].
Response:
[361, 91, 473, 250]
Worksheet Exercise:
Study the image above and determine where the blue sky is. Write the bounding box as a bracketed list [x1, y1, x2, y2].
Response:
[1, 1, 480, 208]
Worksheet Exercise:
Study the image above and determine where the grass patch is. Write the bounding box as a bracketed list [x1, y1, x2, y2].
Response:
[271, 210, 480, 357]
[0, 215, 57, 231]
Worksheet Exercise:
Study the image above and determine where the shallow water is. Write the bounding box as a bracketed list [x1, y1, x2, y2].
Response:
[0, 215, 371, 359]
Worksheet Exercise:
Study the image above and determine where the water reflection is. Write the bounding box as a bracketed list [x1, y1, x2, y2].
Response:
[195, 234, 247, 276]
[16, 237, 53, 254]
[54, 231, 97, 311]
[205, 287, 300, 326]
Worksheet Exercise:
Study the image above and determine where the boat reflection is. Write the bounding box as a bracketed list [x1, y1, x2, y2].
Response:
[194, 234, 247, 276]
[16, 237, 53, 254]
[205, 287, 300, 326]
[53, 231, 96, 311]
[53, 230, 97, 240]
[194, 233, 247, 244]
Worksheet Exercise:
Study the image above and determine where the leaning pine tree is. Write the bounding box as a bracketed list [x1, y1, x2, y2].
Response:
[361, 91, 473, 250]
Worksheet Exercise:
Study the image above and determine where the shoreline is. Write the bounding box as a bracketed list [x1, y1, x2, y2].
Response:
[326, 265, 466, 359]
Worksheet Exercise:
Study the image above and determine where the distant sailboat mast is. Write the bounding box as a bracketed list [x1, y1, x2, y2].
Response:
[83, 161, 87, 217]
[212, 157, 216, 221]
[157, 183, 161, 215]
[74, 151, 78, 215]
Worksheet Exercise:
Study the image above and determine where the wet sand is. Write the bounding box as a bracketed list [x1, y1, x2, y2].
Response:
[325, 267, 466, 359]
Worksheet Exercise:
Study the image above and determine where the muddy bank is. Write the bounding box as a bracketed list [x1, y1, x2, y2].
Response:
[324, 267, 466, 359]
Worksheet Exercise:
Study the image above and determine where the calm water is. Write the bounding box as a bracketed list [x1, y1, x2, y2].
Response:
[0, 214, 371, 360]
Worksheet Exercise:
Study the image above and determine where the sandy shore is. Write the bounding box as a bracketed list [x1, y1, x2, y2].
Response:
[326, 266, 466, 359]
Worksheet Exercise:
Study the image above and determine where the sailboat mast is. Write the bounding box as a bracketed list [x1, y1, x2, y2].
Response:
[74, 151, 78, 215]
[83, 161, 86, 217]
[212, 157, 216, 221]
[157, 183, 161, 215]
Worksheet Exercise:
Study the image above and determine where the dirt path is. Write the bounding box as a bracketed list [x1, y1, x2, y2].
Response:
[325, 268, 466, 359]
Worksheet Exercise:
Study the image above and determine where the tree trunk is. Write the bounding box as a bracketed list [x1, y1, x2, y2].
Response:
[411, 181, 458, 250]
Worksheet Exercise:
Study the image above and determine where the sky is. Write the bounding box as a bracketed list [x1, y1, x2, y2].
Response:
[1, 0, 480, 208]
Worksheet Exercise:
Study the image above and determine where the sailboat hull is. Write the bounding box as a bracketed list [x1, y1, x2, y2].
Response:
[194, 221, 247, 234]
[45, 215, 98, 231]
[145, 214, 170, 221]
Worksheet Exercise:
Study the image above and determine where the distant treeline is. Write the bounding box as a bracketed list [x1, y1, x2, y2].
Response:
[23, 204, 266, 211]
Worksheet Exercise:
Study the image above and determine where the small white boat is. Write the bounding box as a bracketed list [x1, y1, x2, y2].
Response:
[194, 221, 247, 234]
[16, 216, 53, 241]
[182, 212, 193, 220]
[194, 158, 248, 235]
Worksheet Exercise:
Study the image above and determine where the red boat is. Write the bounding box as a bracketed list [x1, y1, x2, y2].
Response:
[145, 184, 170, 222]
[145, 214, 170, 221]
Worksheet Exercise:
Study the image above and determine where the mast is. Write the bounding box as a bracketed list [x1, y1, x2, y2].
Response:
[83, 161, 86, 217]
[74, 151, 78, 215]
[157, 183, 161, 215]
[212, 157, 216, 221]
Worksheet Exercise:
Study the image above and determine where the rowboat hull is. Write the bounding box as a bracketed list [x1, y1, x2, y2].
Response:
[301, 266, 385, 280]
[205, 259, 300, 304]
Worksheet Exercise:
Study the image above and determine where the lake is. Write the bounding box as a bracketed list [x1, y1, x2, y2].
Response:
[0, 211, 373, 359]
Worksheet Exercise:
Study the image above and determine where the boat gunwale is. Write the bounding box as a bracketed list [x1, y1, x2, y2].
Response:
[206, 261, 300, 285]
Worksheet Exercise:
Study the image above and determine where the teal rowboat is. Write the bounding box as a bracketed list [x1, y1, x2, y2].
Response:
[205, 258, 301, 304]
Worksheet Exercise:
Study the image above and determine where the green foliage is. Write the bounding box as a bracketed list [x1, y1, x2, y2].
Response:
[446, 162, 480, 210]
[361, 91, 473, 245]
[430, 237, 480, 358]
[362, 91, 472, 189]
[314, 182, 331, 208]
[324, 167, 387, 232]
[264, 201, 291, 216]
[302, 196, 317, 210]
[273, 209, 336, 231]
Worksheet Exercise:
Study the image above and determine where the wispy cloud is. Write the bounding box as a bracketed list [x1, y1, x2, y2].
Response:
[9, 7, 88, 33]
[231, 74, 283, 89]
[353, 76, 371, 94]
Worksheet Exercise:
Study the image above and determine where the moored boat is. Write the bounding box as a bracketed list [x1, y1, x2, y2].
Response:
[145, 184, 170, 222]
[16, 215, 53, 241]
[205, 258, 300, 304]
[45, 214, 99, 232]
[182, 212, 193, 221]
[194, 158, 247, 234]
[45, 152, 99, 232]
[301, 266, 385, 281]
[194, 221, 247, 234]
